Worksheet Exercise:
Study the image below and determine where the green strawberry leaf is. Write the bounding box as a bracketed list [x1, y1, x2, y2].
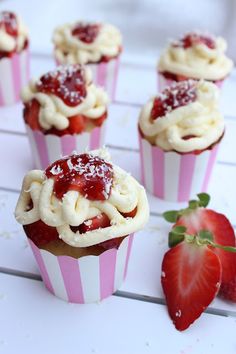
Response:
[163, 210, 179, 223]
[197, 193, 210, 208]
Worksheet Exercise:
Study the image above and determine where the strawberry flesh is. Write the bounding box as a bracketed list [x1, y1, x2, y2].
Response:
[161, 241, 221, 331]
[176, 209, 236, 302]
[23, 220, 59, 247]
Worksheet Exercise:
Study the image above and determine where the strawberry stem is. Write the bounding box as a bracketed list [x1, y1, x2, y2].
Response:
[163, 193, 210, 223]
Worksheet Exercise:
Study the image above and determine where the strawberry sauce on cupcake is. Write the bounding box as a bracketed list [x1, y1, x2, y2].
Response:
[15, 149, 149, 303]
[0, 11, 29, 106]
[53, 21, 122, 65]
[21, 65, 108, 168]
[158, 31, 233, 90]
[0, 11, 28, 59]
[138, 80, 224, 201]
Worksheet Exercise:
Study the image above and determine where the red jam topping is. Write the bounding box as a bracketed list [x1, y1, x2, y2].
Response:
[173, 32, 216, 50]
[0, 11, 18, 37]
[36, 65, 87, 107]
[72, 23, 100, 44]
[45, 153, 113, 201]
[151, 80, 197, 119]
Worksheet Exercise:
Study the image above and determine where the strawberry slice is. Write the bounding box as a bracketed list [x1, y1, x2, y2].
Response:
[92, 112, 107, 127]
[23, 99, 41, 131]
[74, 213, 123, 250]
[176, 209, 236, 301]
[161, 241, 222, 331]
[78, 213, 110, 233]
[68, 114, 87, 134]
[23, 220, 59, 247]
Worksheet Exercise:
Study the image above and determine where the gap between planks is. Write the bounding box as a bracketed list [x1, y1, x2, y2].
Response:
[0, 265, 235, 318]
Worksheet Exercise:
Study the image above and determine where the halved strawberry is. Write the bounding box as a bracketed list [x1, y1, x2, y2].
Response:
[23, 220, 59, 247]
[121, 207, 137, 218]
[163, 193, 236, 302]
[176, 209, 236, 302]
[93, 112, 107, 127]
[77, 213, 126, 250]
[176, 74, 188, 81]
[23, 99, 41, 131]
[161, 240, 222, 331]
[78, 213, 110, 233]
[68, 114, 87, 134]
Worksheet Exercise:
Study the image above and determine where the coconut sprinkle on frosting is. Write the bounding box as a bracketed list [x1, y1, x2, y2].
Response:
[45, 153, 114, 201]
[36, 65, 87, 107]
[151, 80, 197, 120]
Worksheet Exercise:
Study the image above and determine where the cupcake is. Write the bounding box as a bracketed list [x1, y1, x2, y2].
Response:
[21, 64, 108, 169]
[52, 21, 122, 100]
[158, 31, 233, 90]
[138, 80, 224, 202]
[15, 148, 149, 303]
[0, 11, 30, 106]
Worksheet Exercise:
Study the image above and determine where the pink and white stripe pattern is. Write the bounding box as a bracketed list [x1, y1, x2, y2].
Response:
[29, 234, 134, 303]
[139, 134, 220, 202]
[87, 57, 120, 101]
[0, 48, 30, 106]
[158, 72, 224, 91]
[26, 124, 106, 169]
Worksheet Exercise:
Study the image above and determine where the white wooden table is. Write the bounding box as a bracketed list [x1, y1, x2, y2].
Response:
[0, 53, 236, 354]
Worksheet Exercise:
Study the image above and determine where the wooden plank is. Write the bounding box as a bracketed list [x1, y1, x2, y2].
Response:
[0, 273, 236, 354]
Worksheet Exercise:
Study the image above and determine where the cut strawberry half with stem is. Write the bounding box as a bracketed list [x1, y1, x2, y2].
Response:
[161, 236, 222, 331]
[163, 193, 236, 302]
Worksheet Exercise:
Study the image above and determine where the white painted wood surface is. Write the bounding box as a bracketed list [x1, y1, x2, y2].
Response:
[1, 273, 236, 354]
[0, 54, 236, 353]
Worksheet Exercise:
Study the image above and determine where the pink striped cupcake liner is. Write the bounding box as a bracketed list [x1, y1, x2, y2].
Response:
[29, 234, 134, 303]
[55, 57, 120, 101]
[157, 72, 224, 91]
[139, 132, 220, 202]
[87, 57, 120, 101]
[26, 124, 106, 169]
[0, 48, 30, 106]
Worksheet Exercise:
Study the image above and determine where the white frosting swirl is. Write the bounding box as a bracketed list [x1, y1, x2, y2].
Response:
[53, 22, 122, 64]
[15, 149, 149, 248]
[0, 12, 28, 53]
[139, 80, 224, 153]
[158, 34, 233, 80]
[21, 66, 108, 131]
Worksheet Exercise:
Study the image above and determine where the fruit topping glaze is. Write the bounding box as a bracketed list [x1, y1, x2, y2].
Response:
[151, 80, 197, 120]
[36, 65, 87, 107]
[72, 23, 101, 44]
[172, 32, 216, 50]
[0, 11, 17, 37]
[45, 153, 113, 201]
[162, 194, 236, 331]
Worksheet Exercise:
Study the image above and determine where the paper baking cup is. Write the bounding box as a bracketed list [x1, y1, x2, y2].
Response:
[88, 58, 120, 101]
[158, 72, 224, 91]
[29, 234, 134, 303]
[0, 48, 30, 106]
[139, 134, 220, 202]
[26, 124, 106, 169]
